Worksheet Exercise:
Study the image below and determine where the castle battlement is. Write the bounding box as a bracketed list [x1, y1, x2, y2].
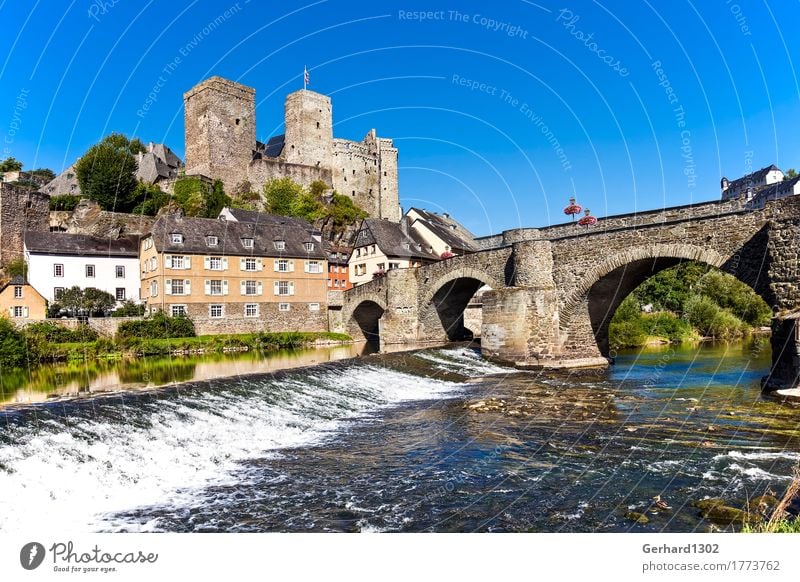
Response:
[184, 77, 400, 222]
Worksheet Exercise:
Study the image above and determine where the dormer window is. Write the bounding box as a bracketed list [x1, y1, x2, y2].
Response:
[403, 243, 410, 250]
[206, 235, 219, 246]
[241, 238, 254, 249]
[274, 240, 286, 251]
[171, 233, 184, 244]
[304, 242, 315, 252]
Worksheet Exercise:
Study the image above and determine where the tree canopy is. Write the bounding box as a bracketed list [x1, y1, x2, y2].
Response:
[75, 133, 146, 212]
[261, 177, 367, 230]
[0, 157, 23, 173]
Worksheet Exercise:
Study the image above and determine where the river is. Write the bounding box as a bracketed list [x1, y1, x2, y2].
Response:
[1, 339, 798, 533]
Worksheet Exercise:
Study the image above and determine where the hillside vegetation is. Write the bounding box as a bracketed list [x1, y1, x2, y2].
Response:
[609, 262, 771, 349]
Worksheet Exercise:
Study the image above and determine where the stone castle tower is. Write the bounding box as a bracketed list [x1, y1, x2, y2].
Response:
[183, 76, 401, 222]
[0, 183, 50, 267]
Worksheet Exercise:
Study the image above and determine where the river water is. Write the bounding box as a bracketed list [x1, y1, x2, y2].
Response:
[1, 340, 799, 533]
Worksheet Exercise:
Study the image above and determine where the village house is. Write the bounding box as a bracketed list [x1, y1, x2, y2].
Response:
[721, 164, 784, 201]
[404, 207, 478, 257]
[326, 243, 352, 291]
[348, 218, 439, 286]
[0, 275, 47, 320]
[747, 175, 800, 209]
[24, 232, 141, 306]
[139, 215, 328, 332]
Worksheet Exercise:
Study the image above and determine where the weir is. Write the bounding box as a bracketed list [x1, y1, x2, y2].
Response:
[341, 196, 800, 391]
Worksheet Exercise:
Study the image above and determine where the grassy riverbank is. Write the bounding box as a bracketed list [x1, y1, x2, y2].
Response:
[609, 263, 771, 350]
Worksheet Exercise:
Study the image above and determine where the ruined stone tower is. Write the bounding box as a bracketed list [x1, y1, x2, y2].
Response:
[183, 76, 256, 190]
[0, 183, 50, 267]
[283, 89, 333, 168]
[183, 76, 401, 221]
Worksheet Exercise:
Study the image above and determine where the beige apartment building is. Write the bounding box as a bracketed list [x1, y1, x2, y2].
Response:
[140, 214, 328, 332]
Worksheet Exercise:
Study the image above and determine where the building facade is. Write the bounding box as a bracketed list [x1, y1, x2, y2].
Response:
[326, 243, 352, 291]
[0, 276, 47, 320]
[24, 232, 141, 306]
[404, 207, 477, 257]
[721, 165, 784, 201]
[348, 218, 438, 286]
[140, 215, 328, 332]
[183, 76, 401, 221]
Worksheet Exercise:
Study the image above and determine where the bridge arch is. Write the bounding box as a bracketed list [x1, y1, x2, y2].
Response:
[418, 267, 505, 341]
[557, 243, 768, 358]
[343, 295, 388, 343]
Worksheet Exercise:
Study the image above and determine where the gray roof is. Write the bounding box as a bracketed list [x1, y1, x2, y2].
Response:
[407, 207, 477, 253]
[222, 207, 312, 229]
[726, 164, 781, 191]
[353, 218, 439, 261]
[25, 232, 140, 257]
[151, 215, 326, 259]
[263, 135, 285, 158]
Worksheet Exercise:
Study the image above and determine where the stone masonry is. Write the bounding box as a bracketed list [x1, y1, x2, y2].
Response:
[0, 182, 50, 267]
[184, 76, 401, 221]
[342, 196, 800, 391]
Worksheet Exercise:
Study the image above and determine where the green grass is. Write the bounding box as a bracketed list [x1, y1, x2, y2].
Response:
[742, 516, 800, 533]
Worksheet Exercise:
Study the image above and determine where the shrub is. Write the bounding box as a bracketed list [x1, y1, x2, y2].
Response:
[25, 321, 98, 343]
[116, 312, 195, 340]
[112, 301, 145, 317]
[49, 194, 81, 211]
[0, 318, 35, 368]
[684, 295, 747, 340]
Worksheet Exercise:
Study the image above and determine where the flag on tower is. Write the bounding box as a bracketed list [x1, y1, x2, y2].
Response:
[304, 66, 309, 89]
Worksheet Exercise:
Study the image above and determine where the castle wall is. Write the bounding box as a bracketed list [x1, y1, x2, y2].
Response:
[283, 90, 333, 168]
[247, 159, 332, 193]
[0, 184, 50, 267]
[332, 137, 382, 217]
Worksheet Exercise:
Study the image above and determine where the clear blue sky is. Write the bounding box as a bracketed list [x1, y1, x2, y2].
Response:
[1, 0, 798, 236]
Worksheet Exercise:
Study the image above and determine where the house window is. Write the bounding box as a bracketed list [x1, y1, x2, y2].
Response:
[13, 286, 22, 299]
[170, 255, 185, 269]
[306, 260, 321, 273]
[241, 238, 254, 249]
[328, 279, 333, 287]
[171, 233, 184, 244]
[274, 240, 286, 251]
[206, 235, 218, 246]
[278, 303, 290, 312]
[54, 287, 64, 299]
[54, 264, 64, 277]
[304, 242, 315, 252]
[209, 304, 224, 318]
[150, 280, 158, 297]
[370, 245, 376, 254]
[244, 258, 256, 271]
[116, 288, 126, 301]
[244, 280, 258, 296]
[389, 262, 400, 270]
[150, 257, 157, 271]
[116, 265, 125, 278]
[277, 259, 289, 272]
[209, 280, 223, 295]
[309, 303, 320, 312]
[13, 306, 24, 318]
[377, 263, 385, 272]
[171, 279, 185, 295]
[277, 281, 290, 296]
[244, 303, 259, 318]
[86, 264, 95, 278]
[171, 305, 186, 317]
[209, 257, 223, 270]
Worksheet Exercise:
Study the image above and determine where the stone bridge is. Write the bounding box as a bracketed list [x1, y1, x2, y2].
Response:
[339, 197, 800, 391]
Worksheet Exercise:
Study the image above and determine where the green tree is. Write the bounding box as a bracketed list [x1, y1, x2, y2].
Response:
[263, 177, 304, 215]
[0, 157, 23, 173]
[292, 190, 325, 222]
[0, 317, 34, 368]
[327, 192, 368, 232]
[205, 180, 230, 218]
[49, 194, 81, 211]
[83, 287, 116, 316]
[5, 257, 27, 278]
[309, 180, 329, 197]
[58, 286, 85, 315]
[30, 168, 56, 183]
[784, 168, 798, 180]
[131, 182, 171, 216]
[74, 133, 145, 212]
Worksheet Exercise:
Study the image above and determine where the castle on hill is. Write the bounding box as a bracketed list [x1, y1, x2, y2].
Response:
[183, 76, 401, 222]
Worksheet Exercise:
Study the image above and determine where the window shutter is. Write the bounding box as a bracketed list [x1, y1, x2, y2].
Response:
[257, 281, 263, 296]
[273, 281, 280, 295]
[273, 259, 279, 272]
[204, 280, 211, 295]
[165, 255, 172, 267]
[185, 256, 191, 269]
[240, 280, 246, 295]
[166, 279, 172, 295]
[23, 307, 28, 318]
[8, 307, 12, 316]
[289, 282, 295, 296]
[222, 280, 228, 295]
[257, 258, 263, 271]
[184, 280, 191, 294]
[222, 257, 228, 270]
[289, 260, 295, 272]
[240, 258, 246, 270]
[304, 260, 309, 273]
[204, 257, 210, 269]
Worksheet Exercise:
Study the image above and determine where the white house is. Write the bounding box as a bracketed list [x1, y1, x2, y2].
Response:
[24, 232, 141, 307]
[721, 164, 784, 201]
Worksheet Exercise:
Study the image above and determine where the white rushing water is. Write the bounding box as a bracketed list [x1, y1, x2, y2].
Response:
[0, 361, 462, 533]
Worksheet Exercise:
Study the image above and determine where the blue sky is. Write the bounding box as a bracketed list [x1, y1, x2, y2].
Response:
[1, 0, 798, 236]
